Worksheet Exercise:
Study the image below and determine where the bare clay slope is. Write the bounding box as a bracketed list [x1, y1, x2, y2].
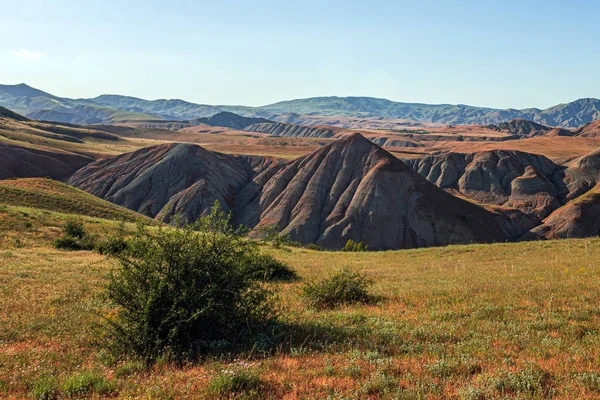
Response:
[67, 143, 280, 223]
[527, 147, 600, 239]
[236, 133, 511, 250]
[406, 150, 569, 221]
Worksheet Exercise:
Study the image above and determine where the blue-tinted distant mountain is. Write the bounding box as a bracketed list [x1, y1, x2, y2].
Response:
[0, 84, 161, 124]
[0, 83, 598, 128]
[257, 96, 600, 128]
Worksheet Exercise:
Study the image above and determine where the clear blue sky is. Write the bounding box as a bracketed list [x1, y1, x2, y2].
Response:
[2, 0, 599, 109]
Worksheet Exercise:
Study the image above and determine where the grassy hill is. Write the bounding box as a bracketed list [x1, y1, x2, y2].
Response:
[0, 178, 149, 223]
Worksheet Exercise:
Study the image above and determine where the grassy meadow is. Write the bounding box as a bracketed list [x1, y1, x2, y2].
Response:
[2, 199, 600, 399]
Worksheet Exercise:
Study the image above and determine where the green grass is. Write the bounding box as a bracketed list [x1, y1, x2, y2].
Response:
[0, 178, 150, 223]
[2, 204, 600, 398]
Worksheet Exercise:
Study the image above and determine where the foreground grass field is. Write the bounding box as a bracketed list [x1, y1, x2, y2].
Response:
[2, 206, 600, 398]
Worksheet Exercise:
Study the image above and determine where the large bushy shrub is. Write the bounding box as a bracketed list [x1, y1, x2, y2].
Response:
[103, 202, 279, 361]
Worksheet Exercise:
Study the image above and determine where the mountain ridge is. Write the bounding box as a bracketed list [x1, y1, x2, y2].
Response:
[0, 83, 598, 127]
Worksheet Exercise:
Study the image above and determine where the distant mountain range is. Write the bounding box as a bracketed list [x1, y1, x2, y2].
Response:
[1, 83, 599, 127]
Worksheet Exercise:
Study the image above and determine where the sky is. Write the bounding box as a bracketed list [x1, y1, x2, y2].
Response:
[2, 0, 599, 109]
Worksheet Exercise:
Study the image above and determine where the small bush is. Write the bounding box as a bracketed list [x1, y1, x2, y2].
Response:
[53, 235, 96, 251]
[341, 239, 368, 252]
[306, 244, 325, 251]
[62, 371, 115, 398]
[31, 374, 59, 400]
[246, 254, 297, 282]
[207, 369, 265, 397]
[53, 220, 96, 251]
[301, 267, 374, 309]
[96, 222, 129, 256]
[64, 219, 86, 239]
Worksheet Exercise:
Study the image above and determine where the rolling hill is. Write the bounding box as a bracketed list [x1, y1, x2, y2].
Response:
[0, 108, 157, 179]
[1, 83, 599, 128]
[0, 178, 149, 222]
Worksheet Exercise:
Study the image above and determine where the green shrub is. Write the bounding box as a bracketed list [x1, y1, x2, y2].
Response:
[104, 202, 277, 362]
[301, 267, 374, 309]
[31, 374, 59, 400]
[246, 254, 297, 282]
[52, 220, 96, 251]
[207, 369, 265, 397]
[96, 222, 129, 256]
[62, 371, 115, 398]
[64, 219, 85, 239]
[306, 244, 325, 251]
[341, 239, 368, 252]
[52, 234, 96, 251]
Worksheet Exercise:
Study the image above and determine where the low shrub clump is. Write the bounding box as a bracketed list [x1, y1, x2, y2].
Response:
[52, 219, 97, 251]
[104, 202, 279, 362]
[95, 222, 129, 256]
[341, 239, 368, 252]
[301, 267, 374, 309]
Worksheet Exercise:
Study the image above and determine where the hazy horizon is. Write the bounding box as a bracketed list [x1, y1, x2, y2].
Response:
[3, 0, 600, 109]
[3, 81, 599, 111]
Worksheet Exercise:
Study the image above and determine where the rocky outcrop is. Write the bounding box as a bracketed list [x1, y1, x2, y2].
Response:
[0, 144, 91, 180]
[69, 134, 517, 250]
[244, 122, 335, 138]
[67, 143, 280, 223]
[191, 112, 272, 130]
[406, 150, 569, 221]
[496, 119, 551, 137]
[233, 134, 512, 249]
[528, 185, 600, 240]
